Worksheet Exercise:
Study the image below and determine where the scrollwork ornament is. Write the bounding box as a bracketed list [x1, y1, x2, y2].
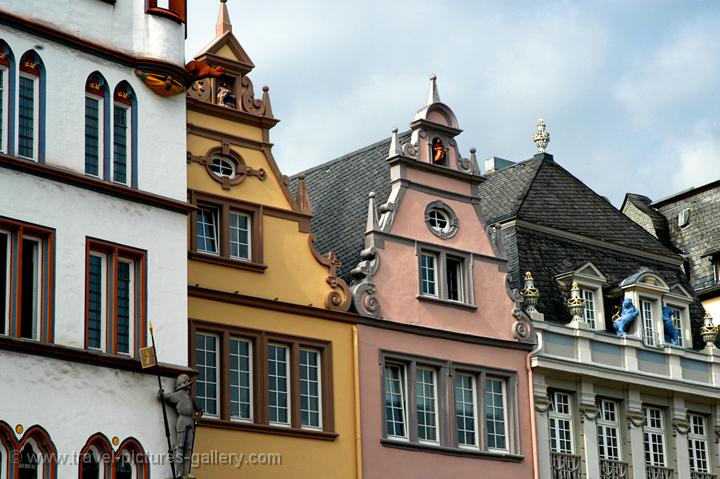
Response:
[534, 395, 550, 415]
[627, 411, 645, 429]
[352, 281, 381, 318]
[578, 403, 600, 423]
[401, 142, 418, 159]
[512, 317, 532, 341]
[672, 418, 689, 436]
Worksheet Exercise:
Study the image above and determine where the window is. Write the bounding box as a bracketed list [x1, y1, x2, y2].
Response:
[190, 192, 263, 270]
[115, 456, 132, 479]
[641, 299, 656, 346]
[113, 84, 134, 186]
[145, 0, 187, 23]
[191, 324, 333, 434]
[485, 377, 508, 451]
[210, 156, 236, 178]
[418, 248, 472, 305]
[416, 367, 438, 444]
[18, 443, 38, 479]
[80, 449, 101, 479]
[18, 51, 42, 161]
[230, 337, 252, 421]
[455, 373, 477, 448]
[582, 289, 596, 329]
[688, 414, 710, 473]
[643, 406, 666, 467]
[427, 209, 449, 233]
[0, 219, 54, 341]
[195, 333, 219, 417]
[0, 51, 8, 154]
[549, 391, 574, 454]
[85, 241, 145, 355]
[424, 201, 459, 239]
[196, 208, 219, 254]
[597, 399, 621, 461]
[678, 208, 690, 228]
[85, 74, 107, 177]
[384, 363, 408, 439]
[667, 306, 684, 347]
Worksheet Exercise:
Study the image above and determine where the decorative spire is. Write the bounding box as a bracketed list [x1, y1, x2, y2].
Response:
[366, 192, 379, 232]
[261, 86, 273, 118]
[426, 74, 440, 106]
[216, 0, 233, 37]
[388, 128, 401, 157]
[532, 117, 550, 153]
[294, 174, 312, 215]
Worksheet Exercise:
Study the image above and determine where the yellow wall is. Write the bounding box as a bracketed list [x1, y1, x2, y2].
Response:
[190, 299, 359, 479]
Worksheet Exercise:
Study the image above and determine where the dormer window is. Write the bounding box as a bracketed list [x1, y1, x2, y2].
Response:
[581, 288, 597, 329]
[556, 262, 607, 331]
[678, 208, 690, 228]
[424, 201, 458, 239]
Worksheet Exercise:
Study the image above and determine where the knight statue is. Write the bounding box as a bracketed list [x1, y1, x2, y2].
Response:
[613, 298, 639, 337]
[158, 374, 203, 478]
[662, 306, 679, 345]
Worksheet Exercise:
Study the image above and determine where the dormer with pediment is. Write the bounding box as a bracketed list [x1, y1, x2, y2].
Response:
[555, 261, 608, 331]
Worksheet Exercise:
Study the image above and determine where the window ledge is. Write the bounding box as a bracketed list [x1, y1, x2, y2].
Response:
[188, 251, 267, 273]
[416, 295, 477, 311]
[380, 438, 523, 462]
[200, 418, 338, 441]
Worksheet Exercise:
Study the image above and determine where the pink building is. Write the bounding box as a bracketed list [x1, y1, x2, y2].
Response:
[299, 76, 538, 478]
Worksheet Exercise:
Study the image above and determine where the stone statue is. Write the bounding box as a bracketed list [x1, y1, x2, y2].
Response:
[158, 374, 202, 479]
[613, 298, 639, 337]
[216, 83, 236, 108]
[662, 306, 679, 345]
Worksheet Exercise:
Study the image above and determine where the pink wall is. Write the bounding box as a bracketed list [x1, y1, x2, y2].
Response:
[358, 324, 534, 479]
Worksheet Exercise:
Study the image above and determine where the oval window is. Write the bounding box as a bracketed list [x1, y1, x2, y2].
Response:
[210, 156, 236, 179]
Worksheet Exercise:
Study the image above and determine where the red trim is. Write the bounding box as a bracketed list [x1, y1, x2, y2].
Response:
[19, 52, 40, 76]
[0, 50, 9, 67]
[79, 433, 113, 479]
[113, 86, 132, 106]
[115, 437, 149, 479]
[86, 75, 105, 97]
[17, 425, 58, 479]
[145, 0, 187, 23]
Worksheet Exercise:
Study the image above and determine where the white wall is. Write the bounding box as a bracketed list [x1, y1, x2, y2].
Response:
[1, 28, 187, 201]
[1, 0, 185, 66]
[0, 170, 188, 365]
[1, 349, 179, 478]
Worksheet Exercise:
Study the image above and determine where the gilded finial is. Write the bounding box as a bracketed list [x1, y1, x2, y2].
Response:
[533, 117, 550, 153]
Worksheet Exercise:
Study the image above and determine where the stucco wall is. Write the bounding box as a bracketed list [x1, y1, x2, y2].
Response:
[2, 0, 185, 65]
[0, 171, 188, 365]
[358, 324, 534, 479]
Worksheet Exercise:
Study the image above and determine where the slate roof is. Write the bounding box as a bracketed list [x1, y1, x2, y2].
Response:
[290, 132, 410, 281]
[477, 156, 681, 259]
[622, 193, 677, 251]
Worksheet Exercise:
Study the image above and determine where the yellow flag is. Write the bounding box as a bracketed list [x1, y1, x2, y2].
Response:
[139, 345, 157, 369]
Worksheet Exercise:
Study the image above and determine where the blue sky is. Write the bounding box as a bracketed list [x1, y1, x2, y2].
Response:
[186, 0, 720, 205]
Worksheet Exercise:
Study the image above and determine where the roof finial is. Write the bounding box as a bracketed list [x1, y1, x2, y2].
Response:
[533, 117, 550, 153]
[217, 0, 232, 37]
[388, 128, 401, 158]
[426, 74, 440, 106]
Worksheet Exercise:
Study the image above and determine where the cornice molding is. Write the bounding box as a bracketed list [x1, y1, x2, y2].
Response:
[187, 98, 279, 130]
[0, 154, 193, 214]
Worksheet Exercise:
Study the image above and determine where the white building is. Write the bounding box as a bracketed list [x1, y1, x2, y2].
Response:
[0, 1, 190, 478]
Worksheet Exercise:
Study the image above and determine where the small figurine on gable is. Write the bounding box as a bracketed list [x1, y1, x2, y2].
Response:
[431, 138, 447, 165]
[216, 82, 236, 108]
[613, 298, 639, 337]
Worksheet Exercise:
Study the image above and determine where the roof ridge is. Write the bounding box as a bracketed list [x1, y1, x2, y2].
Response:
[293, 130, 412, 179]
[512, 157, 545, 214]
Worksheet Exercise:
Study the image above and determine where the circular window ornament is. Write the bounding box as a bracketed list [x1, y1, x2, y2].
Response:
[424, 201, 458, 239]
[210, 156, 236, 179]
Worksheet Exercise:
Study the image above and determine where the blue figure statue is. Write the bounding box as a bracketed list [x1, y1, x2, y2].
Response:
[662, 306, 679, 345]
[614, 298, 639, 337]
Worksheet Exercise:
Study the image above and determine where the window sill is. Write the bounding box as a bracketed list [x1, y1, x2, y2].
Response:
[188, 251, 267, 273]
[200, 418, 338, 441]
[416, 295, 477, 311]
[380, 438, 523, 462]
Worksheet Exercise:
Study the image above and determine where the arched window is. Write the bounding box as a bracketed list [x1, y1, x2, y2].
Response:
[18, 443, 38, 479]
[115, 455, 132, 479]
[0, 41, 15, 155]
[85, 73, 109, 178]
[115, 438, 147, 479]
[18, 51, 44, 161]
[79, 433, 112, 479]
[112, 83, 136, 187]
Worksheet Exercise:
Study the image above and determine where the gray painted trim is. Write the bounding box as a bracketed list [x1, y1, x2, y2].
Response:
[373, 232, 508, 267]
[398, 178, 478, 203]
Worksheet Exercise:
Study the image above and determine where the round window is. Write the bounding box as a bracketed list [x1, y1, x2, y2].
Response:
[209, 156, 236, 179]
[424, 201, 458, 239]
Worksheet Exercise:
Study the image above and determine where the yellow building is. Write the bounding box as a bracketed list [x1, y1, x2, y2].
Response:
[185, 3, 359, 478]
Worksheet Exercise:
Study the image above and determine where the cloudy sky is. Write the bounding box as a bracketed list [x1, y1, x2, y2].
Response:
[186, 0, 720, 205]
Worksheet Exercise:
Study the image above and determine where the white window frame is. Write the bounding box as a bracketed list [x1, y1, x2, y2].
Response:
[0, 229, 10, 336]
[446, 255, 465, 303]
[0, 441, 6, 479]
[87, 252, 108, 352]
[416, 366, 439, 445]
[549, 391, 574, 454]
[85, 92, 104, 178]
[485, 377, 508, 452]
[383, 362, 409, 441]
[419, 248, 473, 305]
[581, 288, 597, 329]
[299, 348, 323, 431]
[21, 235, 42, 340]
[420, 252, 438, 297]
[688, 413, 710, 473]
[17, 72, 39, 161]
[197, 207, 220, 255]
[116, 259, 135, 356]
[229, 211, 251, 261]
[597, 399, 621, 461]
[643, 406, 666, 467]
[210, 156, 236, 179]
[0, 65, 7, 155]
[112, 102, 131, 185]
[81, 445, 106, 479]
[641, 298, 657, 346]
[455, 372, 479, 449]
[268, 343, 291, 427]
[195, 332, 219, 418]
[116, 450, 136, 479]
[229, 337, 253, 423]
